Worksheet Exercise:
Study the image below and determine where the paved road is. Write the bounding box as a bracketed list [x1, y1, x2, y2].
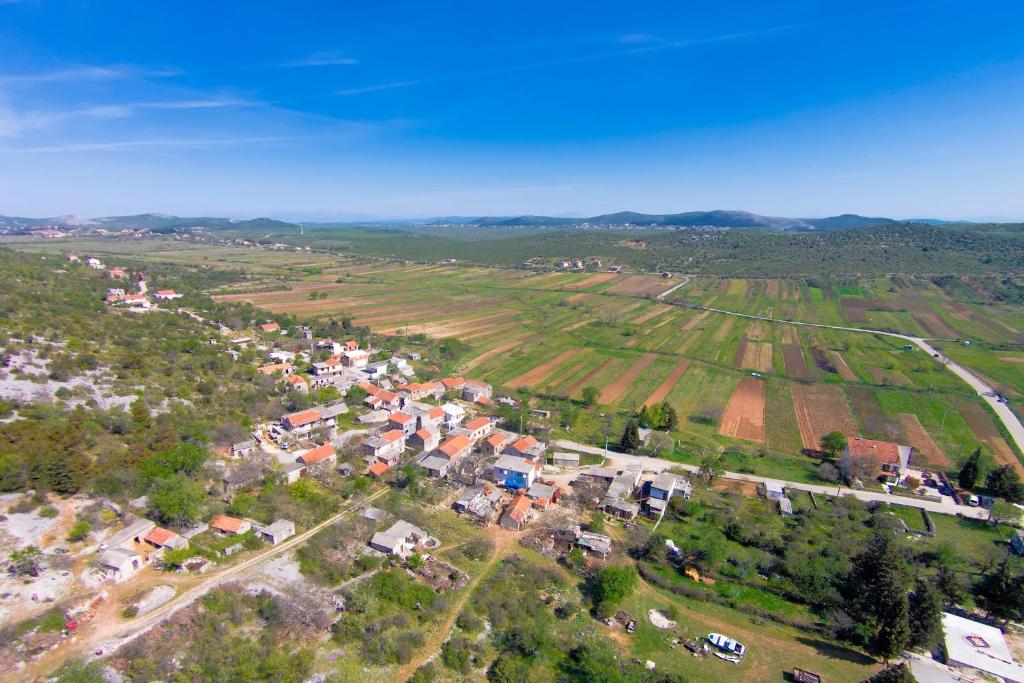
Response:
[681, 304, 1024, 456]
[552, 439, 990, 520]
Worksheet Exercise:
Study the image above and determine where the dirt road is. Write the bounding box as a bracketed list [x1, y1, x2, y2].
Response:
[28, 486, 390, 680]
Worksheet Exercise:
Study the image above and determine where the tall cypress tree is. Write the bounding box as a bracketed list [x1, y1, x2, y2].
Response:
[620, 420, 641, 453]
[908, 579, 943, 650]
[959, 447, 981, 490]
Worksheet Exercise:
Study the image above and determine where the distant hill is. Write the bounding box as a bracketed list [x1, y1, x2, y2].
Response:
[434, 210, 904, 231]
[0, 213, 300, 234]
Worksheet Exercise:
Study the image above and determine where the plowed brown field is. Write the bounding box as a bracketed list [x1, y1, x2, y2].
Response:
[897, 414, 950, 468]
[829, 351, 858, 381]
[783, 346, 809, 379]
[790, 383, 858, 450]
[957, 399, 1024, 474]
[719, 377, 766, 442]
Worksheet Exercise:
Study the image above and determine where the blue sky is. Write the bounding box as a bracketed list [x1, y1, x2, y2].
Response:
[1, 1, 1023, 220]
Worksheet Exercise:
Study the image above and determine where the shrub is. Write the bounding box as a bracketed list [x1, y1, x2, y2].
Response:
[67, 519, 91, 542]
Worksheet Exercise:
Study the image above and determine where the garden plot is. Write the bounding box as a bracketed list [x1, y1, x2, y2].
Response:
[719, 377, 766, 442]
[504, 348, 583, 389]
[897, 414, 951, 469]
[644, 359, 691, 407]
[790, 383, 858, 451]
[956, 399, 1023, 474]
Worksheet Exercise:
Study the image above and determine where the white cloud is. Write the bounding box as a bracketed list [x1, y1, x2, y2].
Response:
[336, 81, 420, 96]
[0, 135, 304, 153]
[282, 51, 359, 68]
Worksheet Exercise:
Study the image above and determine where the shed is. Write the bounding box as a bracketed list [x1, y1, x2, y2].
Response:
[258, 519, 296, 545]
[551, 452, 580, 467]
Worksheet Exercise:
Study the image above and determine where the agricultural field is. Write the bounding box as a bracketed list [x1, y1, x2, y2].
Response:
[12, 237, 1024, 481]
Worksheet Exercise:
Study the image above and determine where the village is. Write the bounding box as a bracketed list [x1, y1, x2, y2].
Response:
[2, 255, 1024, 683]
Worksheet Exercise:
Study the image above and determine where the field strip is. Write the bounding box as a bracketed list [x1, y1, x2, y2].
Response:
[790, 382, 858, 450]
[829, 351, 858, 381]
[460, 339, 527, 372]
[643, 359, 691, 407]
[631, 306, 669, 325]
[719, 377, 765, 442]
[564, 358, 614, 396]
[540, 360, 589, 392]
[680, 310, 710, 330]
[897, 414, 951, 468]
[563, 318, 595, 331]
[564, 273, 619, 290]
[598, 353, 658, 404]
[504, 348, 582, 389]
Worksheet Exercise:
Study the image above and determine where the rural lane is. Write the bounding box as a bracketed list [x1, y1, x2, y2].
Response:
[31, 486, 390, 679]
[675, 303, 1024, 456]
[552, 439, 991, 520]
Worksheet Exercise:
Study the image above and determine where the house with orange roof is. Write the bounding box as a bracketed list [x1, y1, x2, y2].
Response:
[362, 429, 406, 466]
[259, 322, 281, 333]
[388, 411, 416, 435]
[106, 267, 128, 279]
[144, 527, 188, 551]
[311, 355, 345, 377]
[499, 493, 533, 531]
[299, 443, 337, 470]
[258, 362, 294, 376]
[285, 374, 309, 392]
[844, 437, 913, 484]
[438, 433, 473, 461]
[368, 461, 390, 478]
[153, 289, 183, 300]
[275, 404, 348, 439]
[484, 431, 514, 456]
[209, 514, 251, 535]
[410, 427, 441, 452]
[343, 340, 359, 351]
[441, 377, 467, 392]
[506, 434, 547, 461]
[396, 381, 444, 401]
[460, 416, 494, 442]
[365, 390, 400, 410]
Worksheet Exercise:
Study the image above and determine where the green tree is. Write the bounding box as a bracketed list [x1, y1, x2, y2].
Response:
[581, 386, 599, 407]
[958, 447, 981, 490]
[977, 559, 1024, 622]
[908, 579, 942, 651]
[591, 564, 638, 617]
[662, 403, 679, 431]
[876, 593, 909, 662]
[820, 431, 848, 458]
[620, 420, 641, 453]
[935, 564, 964, 605]
[697, 454, 723, 487]
[149, 474, 206, 526]
[987, 465, 1023, 502]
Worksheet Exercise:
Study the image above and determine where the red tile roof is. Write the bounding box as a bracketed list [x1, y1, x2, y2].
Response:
[259, 322, 280, 332]
[258, 362, 292, 374]
[144, 527, 179, 546]
[389, 411, 413, 425]
[464, 416, 491, 431]
[415, 428, 436, 440]
[441, 377, 466, 389]
[286, 374, 307, 386]
[368, 462, 390, 477]
[381, 429, 405, 443]
[427, 406, 444, 419]
[439, 433, 472, 458]
[357, 381, 380, 395]
[511, 435, 539, 453]
[506, 493, 531, 523]
[847, 438, 905, 465]
[300, 444, 336, 465]
[285, 409, 321, 428]
[210, 514, 246, 533]
[487, 432, 510, 448]
[155, 289, 177, 296]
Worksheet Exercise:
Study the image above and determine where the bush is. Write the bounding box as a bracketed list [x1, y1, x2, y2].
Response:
[38, 505, 60, 519]
[67, 519, 91, 542]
